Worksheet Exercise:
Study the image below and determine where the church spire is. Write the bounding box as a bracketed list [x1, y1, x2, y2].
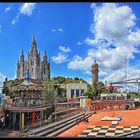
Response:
[20, 50, 24, 62]
[32, 35, 36, 43]
[31, 35, 37, 51]
[21, 50, 24, 57]
[43, 50, 47, 61]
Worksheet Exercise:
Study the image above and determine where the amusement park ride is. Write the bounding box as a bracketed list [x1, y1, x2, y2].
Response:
[0, 67, 53, 132]
[110, 78, 140, 99]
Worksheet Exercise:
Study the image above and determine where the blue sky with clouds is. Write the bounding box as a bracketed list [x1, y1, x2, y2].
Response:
[1, 3, 140, 87]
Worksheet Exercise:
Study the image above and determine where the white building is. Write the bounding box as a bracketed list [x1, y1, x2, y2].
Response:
[65, 83, 87, 100]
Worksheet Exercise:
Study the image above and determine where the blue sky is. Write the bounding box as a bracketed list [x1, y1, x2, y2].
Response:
[1, 3, 140, 87]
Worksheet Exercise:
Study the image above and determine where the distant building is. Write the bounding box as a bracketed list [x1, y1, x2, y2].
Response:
[65, 82, 87, 100]
[91, 60, 99, 85]
[16, 36, 50, 80]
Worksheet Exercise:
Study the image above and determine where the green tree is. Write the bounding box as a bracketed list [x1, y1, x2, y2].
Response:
[83, 85, 95, 99]
[42, 80, 57, 104]
[74, 77, 79, 81]
[92, 82, 99, 96]
[97, 81, 105, 95]
[83, 81, 105, 99]
[51, 76, 88, 84]
[2, 83, 10, 96]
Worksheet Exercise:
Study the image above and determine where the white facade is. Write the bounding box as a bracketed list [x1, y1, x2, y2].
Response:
[66, 83, 87, 99]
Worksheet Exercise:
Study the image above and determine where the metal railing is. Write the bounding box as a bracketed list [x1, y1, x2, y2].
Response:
[115, 130, 140, 137]
[92, 99, 135, 102]
[5, 100, 50, 108]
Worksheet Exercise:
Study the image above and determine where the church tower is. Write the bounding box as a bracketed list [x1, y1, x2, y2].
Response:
[16, 36, 50, 80]
[41, 51, 50, 80]
[91, 60, 99, 85]
[19, 50, 25, 79]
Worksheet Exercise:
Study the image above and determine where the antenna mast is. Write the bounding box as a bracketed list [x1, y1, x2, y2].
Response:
[125, 57, 127, 93]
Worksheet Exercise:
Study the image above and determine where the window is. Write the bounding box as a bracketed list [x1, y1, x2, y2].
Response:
[76, 90, 79, 97]
[71, 90, 74, 98]
[81, 89, 84, 95]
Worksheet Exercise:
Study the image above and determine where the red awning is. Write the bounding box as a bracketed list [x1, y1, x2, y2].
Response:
[101, 86, 122, 89]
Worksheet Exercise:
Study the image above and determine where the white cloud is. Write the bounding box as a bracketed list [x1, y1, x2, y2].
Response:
[68, 47, 131, 75]
[77, 41, 82, 45]
[11, 13, 19, 25]
[59, 46, 71, 53]
[20, 3, 36, 16]
[85, 37, 95, 46]
[5, 6, 10, 12]
[51, 29, 56, 32]
[11, 19, 16, 25]
[100, 70, 109, 77]
[68, 3, 140, 84]
[51, 28, 64, 32]
[127, 29, 140, 46]
[89, 3, 136, 46]
[51, 53, 69, 64]
[86, 79, 92, 85]
[90, 3, 96, 9]
[12, 3, 35, 25]
[103, 67, 140, 84]
[68, 54, 93, 74]
[58, 28, 63, 32]
[0, 73, 6, 93]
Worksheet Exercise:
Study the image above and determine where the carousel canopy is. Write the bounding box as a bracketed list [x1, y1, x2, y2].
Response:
[12, 67, 44, 92]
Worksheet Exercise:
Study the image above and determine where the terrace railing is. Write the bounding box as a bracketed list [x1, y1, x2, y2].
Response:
[115, 130, 140, 137]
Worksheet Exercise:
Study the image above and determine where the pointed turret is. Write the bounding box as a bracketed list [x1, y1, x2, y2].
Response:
[20, 50, 24, 62]
[31, 35, 37, 52]
[31, 35, 39, 60]
[17, 59, 19, 68]
[43, 51, 47, 61]
[5, 77, 8, 82]
[21, 50, 24, 56]
[32, 35, 35, 42]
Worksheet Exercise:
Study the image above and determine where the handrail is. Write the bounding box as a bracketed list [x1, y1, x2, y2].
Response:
[52, 108, 79, 115]
[115, 130, 140, 137]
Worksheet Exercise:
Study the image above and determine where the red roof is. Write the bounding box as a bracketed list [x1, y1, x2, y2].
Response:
[101, 86, 122, 89]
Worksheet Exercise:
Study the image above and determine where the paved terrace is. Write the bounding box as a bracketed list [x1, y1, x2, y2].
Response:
[58, 109, 140, 137]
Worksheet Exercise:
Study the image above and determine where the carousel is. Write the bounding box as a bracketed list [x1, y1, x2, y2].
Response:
[4, 67, 52, 130]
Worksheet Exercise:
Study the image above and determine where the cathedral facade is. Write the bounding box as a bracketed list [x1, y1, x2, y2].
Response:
[16, 36, 50, 80]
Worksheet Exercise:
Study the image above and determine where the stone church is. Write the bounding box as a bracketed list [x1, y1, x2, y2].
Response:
[16, 36, 50, 80]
